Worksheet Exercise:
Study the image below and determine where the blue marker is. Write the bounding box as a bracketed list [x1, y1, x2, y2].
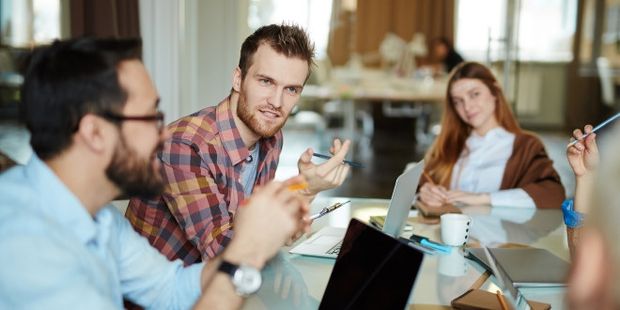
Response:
[409, 234, 452, 254]
[420, 239, 452, 254]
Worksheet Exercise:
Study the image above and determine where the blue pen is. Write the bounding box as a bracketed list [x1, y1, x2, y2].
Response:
[568, 111, 620, 147]
[312, 153, 365, 168]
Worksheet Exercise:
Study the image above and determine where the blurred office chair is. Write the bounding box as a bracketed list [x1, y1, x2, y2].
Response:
[596, 57, 619, 108]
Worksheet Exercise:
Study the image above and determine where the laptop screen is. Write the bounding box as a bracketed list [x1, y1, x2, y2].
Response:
[319, 218, 425, 310]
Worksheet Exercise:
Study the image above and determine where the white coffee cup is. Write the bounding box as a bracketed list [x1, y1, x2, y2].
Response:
[440, 213, 471, 246]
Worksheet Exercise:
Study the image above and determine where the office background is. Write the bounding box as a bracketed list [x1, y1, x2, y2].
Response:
[0, 0, 618, 198]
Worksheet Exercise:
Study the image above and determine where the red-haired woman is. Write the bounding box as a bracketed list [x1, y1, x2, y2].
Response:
[419, 62, 564, 209]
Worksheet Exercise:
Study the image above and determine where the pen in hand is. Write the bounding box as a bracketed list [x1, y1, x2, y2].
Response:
[312, 153, 364, 168]
[567, 111, 620, 147]
[309, 200, 351, 220]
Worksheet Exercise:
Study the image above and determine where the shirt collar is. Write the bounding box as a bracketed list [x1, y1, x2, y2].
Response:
[26, 155, 106, 245]
[468, 127, 509, 144]
[215, 96, 280, 166]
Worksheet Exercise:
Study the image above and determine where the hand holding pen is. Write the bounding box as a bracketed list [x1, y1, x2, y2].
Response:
[567, 112, 620, 147]
[297, 139, 352, 195]
[310, 200, 351, 220]
[312, 153, 364, 168]
[567, 124, 600, 180]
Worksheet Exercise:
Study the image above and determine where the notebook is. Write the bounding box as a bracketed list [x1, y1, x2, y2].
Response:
[289, 160, 425, 258]
[467, 248, 569, 287]
[319, 218, 425, 309]
[368, 214, 416, 231]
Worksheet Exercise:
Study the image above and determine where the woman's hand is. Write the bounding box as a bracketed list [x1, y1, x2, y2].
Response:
[446, 190, 491, 206]
[419, 183, 449, 207]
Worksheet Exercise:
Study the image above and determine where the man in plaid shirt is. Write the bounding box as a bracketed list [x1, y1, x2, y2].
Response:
[126, 24, 351, 265]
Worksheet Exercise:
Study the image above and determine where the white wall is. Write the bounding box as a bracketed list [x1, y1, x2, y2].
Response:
[194, 0, 249, 113]
[139, 0, 250, 122]
[139, 0, 182, 121]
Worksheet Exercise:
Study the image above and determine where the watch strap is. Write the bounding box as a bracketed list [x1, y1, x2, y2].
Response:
[218, 260, 238, 276]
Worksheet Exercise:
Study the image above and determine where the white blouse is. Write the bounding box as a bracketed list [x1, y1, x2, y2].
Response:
[450, 127, 536, 208]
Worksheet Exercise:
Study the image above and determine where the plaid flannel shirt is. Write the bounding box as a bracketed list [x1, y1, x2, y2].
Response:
[126, 97, 282, 265]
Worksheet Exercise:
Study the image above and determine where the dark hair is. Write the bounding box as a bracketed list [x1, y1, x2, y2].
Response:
[20, 37, 142, 160]
[432, 37, 455, 51]
[238, 24, 315, 81]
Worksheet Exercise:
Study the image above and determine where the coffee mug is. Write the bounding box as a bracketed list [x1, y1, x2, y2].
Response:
[440, 213, 471, 246]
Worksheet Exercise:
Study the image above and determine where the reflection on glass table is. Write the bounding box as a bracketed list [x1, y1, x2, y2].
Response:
[243, 197, 569, 309]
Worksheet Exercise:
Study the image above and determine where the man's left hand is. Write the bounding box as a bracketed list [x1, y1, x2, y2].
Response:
[297, 139, 351, 196]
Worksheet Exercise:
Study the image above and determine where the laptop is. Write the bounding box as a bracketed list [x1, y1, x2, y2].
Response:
[289, 160, 425, 258]
[467, 247, 569, 287]
[319, 218, 425, 309]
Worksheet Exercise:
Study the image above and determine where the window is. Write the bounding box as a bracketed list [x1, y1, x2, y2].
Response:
[248, 0, 333, 59]
[456, 0, 577, 62]
[1, 0, 61, 47]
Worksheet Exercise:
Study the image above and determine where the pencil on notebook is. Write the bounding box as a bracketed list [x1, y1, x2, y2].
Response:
[496, 290, 509, 310]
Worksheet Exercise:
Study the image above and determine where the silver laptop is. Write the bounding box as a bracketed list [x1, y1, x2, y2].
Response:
[289, 160, 425, 258]
[468, 247, 569, 288]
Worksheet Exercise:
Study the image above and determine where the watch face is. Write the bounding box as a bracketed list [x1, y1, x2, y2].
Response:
[233, 265, 262, 295]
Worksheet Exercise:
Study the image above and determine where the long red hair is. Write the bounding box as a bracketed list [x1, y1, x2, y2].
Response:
[424, 62, 521, 186]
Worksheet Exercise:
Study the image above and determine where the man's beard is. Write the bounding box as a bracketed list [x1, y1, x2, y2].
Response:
[105, 135, 164, 199]
[236, 90, 288, 138]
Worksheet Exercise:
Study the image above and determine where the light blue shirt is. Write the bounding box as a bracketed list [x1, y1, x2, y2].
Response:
[450, 127, 536, 208]
[0, 156, 204, 309]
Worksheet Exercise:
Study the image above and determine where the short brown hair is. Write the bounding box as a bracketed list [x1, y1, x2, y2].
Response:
[238, 24, 315, 81]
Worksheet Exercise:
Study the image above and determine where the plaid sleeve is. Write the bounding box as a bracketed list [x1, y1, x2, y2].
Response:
[160, 139, 234, 259]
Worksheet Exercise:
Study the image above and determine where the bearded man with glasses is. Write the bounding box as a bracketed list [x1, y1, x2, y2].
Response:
[0, 37, 308, 309]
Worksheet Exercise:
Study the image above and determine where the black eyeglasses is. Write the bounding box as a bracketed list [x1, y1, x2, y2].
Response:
[101, 110, 166, 131]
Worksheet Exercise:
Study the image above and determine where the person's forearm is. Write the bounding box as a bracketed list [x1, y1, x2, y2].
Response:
[301, 192, 316, 204]
[296, 187, 317, 204]
[567, 227, 581, 259]
[199, 256, 221, 292]
[574, 174, 595, 213]
[195, 239, 267, 309]
[194, 272, 243, 310]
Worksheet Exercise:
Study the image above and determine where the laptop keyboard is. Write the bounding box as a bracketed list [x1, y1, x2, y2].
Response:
[326, 240, 343, 255]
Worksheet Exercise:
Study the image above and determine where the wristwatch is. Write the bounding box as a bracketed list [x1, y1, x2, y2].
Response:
[217, 260, 262, 296]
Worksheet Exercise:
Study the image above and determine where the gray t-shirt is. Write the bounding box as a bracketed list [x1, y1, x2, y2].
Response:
[240, 142, 260, 197]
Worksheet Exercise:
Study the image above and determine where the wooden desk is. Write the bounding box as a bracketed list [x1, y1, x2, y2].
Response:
[244, 197, 568, 309]
[301, 71, 447, 149]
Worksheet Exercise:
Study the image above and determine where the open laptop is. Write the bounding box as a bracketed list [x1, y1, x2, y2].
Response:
[319, 218, 425, 309]
[289, 160, 425, 258]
